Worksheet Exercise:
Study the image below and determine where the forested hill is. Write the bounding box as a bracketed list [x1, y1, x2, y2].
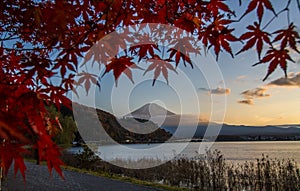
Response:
[66, 103, 172, 144]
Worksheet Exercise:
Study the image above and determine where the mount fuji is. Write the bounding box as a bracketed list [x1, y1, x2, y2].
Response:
[124, 103, 176, 120]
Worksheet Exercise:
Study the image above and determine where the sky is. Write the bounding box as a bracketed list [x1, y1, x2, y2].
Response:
[74, 1, 300, 126]
[215, 0, 300, 125]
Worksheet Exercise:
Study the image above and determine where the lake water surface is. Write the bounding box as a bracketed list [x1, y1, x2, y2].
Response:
[69, 141, 300, 164]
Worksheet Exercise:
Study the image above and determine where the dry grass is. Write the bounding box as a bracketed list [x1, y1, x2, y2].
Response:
[62, 147, 300, 191]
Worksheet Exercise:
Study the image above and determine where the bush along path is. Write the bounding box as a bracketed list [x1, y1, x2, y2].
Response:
[1, 162, 166, 191]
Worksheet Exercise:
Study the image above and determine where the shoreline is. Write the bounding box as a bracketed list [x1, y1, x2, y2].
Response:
[71, 139, 300, 148]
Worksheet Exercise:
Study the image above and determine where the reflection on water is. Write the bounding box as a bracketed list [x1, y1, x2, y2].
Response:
[69, 141, 300, 164]
[209, 141, 300, 164]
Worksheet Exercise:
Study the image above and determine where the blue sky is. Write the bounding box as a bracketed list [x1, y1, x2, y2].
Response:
[73, 1, 300, 126]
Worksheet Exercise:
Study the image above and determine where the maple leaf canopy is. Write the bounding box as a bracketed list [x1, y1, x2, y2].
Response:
[0, 0, 299, 180]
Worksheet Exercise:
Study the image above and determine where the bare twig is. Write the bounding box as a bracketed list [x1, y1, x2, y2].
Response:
[262, 0, 291, 30]
[297, 0, 300, 13]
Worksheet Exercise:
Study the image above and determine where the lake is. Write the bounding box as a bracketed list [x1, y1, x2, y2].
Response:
[69, 141, 300, 165]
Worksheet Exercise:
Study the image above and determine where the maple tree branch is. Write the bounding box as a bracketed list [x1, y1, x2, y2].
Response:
[262, 0, 291, 30]
[0, 30, 19, 42]
[0, 36, 19, 41]
[2, 47, 53, 51]
[164, 0, 168, 24]
[112, 3, 124, 30]
[261, 8, 287, 30]
[286, 0, 292, 25]
[232, 10, 247, 23]
[287, 9, 291, 26]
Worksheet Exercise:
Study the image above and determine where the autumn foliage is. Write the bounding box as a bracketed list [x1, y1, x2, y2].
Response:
[0, 0, 299, 179]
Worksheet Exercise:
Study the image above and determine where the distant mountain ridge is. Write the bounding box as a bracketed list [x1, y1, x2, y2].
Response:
[69, 103, 300, 142]
[162, 123, 300, 139]
[123, 103, 300, 139]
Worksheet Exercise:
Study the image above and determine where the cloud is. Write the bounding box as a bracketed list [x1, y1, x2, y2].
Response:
[199, 87, 231, 95]
[268, 73, 300, 87]
[198, 87, 209, 91]
[238, 87, 270, 105]
[238, 72, 300, 106]
[234, 75, 247, 84]
[236, 75, 246, 80]
[241, 87, 270, 99]
[237, 99, 253, 105]
[237, 75, 246, 79]
[211, 87, 231, 95]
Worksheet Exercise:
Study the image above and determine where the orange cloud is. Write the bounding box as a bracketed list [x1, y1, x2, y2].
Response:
[238, 87, 270, 105]
[237, 99, 254, 105]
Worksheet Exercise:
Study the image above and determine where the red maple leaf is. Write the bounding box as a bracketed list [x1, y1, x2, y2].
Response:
[273, 23, 300, 53]
[242, 0, 276, 22]
[77, 72, 100, 95]
[253, 48, 295, 81]
[62, 74, 77, 91]
[212, 28, 237, 59]
[236, 22, 271, 59]
[199, 16, 237, 60]
[143, 55, 177, 85]
[174, 13, 201, 32]
[102, 56, 143, 85]
[129, 44, 160, 61]
[0, 117, 29, 143]
[39, 87, 71, 110]
[37, 135, 65, 179]
[168, 37, 200, 68]
[14, 156, 27, 180]
[206, 0, 234, 18]
[0, 142, 28, 181]
[168, 48, 193, 68]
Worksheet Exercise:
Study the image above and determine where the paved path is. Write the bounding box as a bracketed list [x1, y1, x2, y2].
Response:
[1, 162, 166, 191]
